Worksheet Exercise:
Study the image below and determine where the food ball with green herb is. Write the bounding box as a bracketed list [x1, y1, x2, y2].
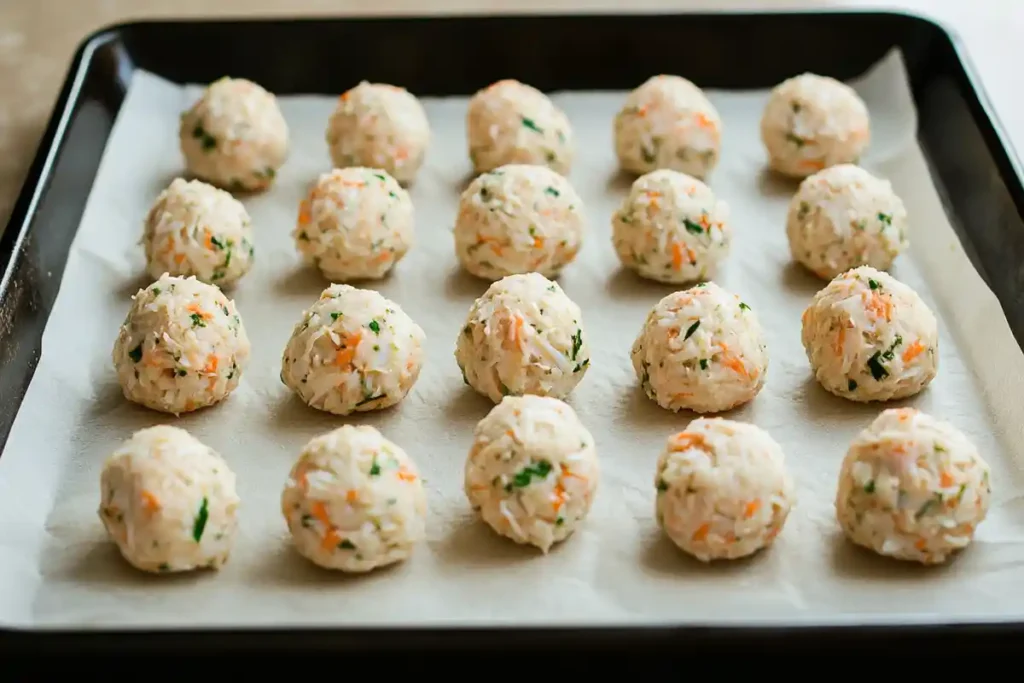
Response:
[466, 79, 574, 175]
[178, 76, 289, 192]
[630, 282, 768, 414]
[280, 284, 425, 416]
[801, 266, 938, 402]
[281, 424, 427, 572]
[455, 273, 591, 404]
[293, 167, 414, 282]
[613, 75, 722, 179]
[98, 425, 240, 573]
[655, 418, 795, 562]
[143, 178, 255, 287]
[786, 164, 908, 280]
[112, 274, 251, 416]
[836, 407, 991, 564]
[464, 394, 599, 552]
[612, 169, 731, 284]
[453, 164, 585, 281]
[326, 81, 431, 185]
[760, 73, 870, 179]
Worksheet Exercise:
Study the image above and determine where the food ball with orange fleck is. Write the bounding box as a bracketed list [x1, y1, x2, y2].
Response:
[112, 274, 251, 416]
[631, 282, 769, 414]
[614, 75, 723, 179]
[612, 169, 732, 284]
[326, 81, 431, 185]
[280, 284, 426, 416]
[143, 178, 255, 287]
[464, 395, 600, 553]
[293, 167, 414, 282]
[179, 76, 289, 192]
[98, 425, 240, 573]
[655, 418, 795, 562]
[801, 266, 938, 402]
[836, 408, 991, 564]
[282, 424, 428, 572]
[453, 164, 586, 281]
[760, 73, 870, 179]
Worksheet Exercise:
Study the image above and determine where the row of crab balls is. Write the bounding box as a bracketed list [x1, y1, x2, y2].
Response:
[178, 68, 870, 197]
[97, 398, 992, 575]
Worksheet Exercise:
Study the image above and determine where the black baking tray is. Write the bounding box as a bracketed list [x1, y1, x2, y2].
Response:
[2, 9, 1024, 656]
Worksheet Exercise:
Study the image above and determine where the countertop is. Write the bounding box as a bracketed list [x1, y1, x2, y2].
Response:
[1, 0, 1022, 231]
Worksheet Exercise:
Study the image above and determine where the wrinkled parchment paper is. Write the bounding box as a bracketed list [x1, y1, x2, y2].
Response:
[4, 50, 1024, 629]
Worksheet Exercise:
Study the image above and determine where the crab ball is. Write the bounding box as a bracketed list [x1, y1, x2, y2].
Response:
[614, 74, 722, 179]
[280, 284, 426, 416]
[455, 273, 591, 403]
[282, 425, 427, 572]
[836, 408, 992, 564]
[466, 79, 574, 175]
[326, 81, 431, 185]
[112, 274, 251, 415]
[611, 168, 732, 284]
[464, 395, 599, 552]
[179, 76, 289, 192]
[98, 425, 240, 573]
[760, 73, 870, 178]
[801, 266, 938, 402]
[631, 282, 769, 414]
[294, 167, 414, 282]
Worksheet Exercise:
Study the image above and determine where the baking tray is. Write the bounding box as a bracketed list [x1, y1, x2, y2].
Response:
[3, 9, 1024, 655]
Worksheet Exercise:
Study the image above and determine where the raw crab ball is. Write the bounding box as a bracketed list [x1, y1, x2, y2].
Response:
[453, 164, 585, 281]
[280, 284, 426, 416]
[611, 168, 732, 284]
[614, 75, 723, 179]
[455, 273, 591, 403]
[112, 274, 251, 415]
[326, 81, 431, 185]
[760, 73, 870, 179]
[836, 408, 992, 564]
[655, 418, 795, 562]
[179, 76, 289, 192]
[786, 164, 908, 280]
[98, 425, 240, 573]
[631, 282, 768, 414]
[142, 177, 255, 287]
[293, 167, 414, 282]
[465, 395, 599, 552]
[801, 266, 938, 402]
[466, 79, 574, 175]
[281, 424, 427, 572]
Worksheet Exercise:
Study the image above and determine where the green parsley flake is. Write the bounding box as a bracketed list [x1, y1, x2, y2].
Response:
[684, 321, 700, 340]
[683, 218, 704, 235]
[521, 117, 543, 133]
[192, 497, 209, 542]
[368, 320, 381, 335]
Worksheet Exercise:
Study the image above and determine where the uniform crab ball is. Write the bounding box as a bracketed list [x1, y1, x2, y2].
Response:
[801, 266, 938, 402]
[614, 74, 723, 179]
[326, 81, 431, 185]
[786, 164, 908, 280]
[112, 274, 251, 416]
[143, 178, 255, 287]
[611, 169, 732, 284]
[631, 282, 769, 414]
[280, 284, 425, 416]
[466, 79, 574, 175]
[282, 425, 427, 572]
[453, 164, 585, 281]
[464, 395, 599, 552]
[179, 76, 289, 192]
[655, 418, 795, 562]
[294, 167, 414, 282]
[455, 273, 591, 404]
[98, 425, 240, 573]
[836, 408, 992, 564]
[760, 73, 870, 179]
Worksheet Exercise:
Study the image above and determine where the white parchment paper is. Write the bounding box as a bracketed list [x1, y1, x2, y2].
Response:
[4, 50, 1024, 629]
